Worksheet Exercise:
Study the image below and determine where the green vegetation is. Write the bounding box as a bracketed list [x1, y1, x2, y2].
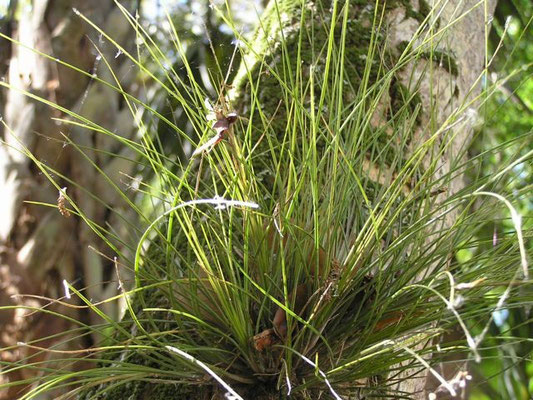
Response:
[0, 0, 531, 399]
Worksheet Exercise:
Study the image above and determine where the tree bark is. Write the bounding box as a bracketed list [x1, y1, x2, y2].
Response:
[0, 1, 138, 398]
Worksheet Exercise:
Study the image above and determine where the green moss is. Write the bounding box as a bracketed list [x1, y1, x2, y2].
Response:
[389, 79, 422, 118]
[423, 49, 459, 76]
[398, 0, 437, 25]
[418, 0, 431, 19]
[234, 1, 386, 176]
[396, 40, 459, 77]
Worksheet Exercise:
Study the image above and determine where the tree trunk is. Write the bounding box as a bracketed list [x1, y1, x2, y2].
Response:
[0, 1, 138, 398]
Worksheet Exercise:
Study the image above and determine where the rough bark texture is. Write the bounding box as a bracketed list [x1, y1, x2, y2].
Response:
[0, 1, 138, 398]
[386, 1, 496, 396]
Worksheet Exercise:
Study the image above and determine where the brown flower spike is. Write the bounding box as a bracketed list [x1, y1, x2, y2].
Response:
[57, 187, 71, 217]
